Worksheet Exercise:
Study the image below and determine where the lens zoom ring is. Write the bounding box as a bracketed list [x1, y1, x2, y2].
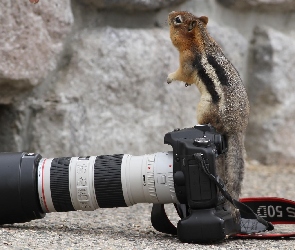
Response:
[51, 157, 75, 212]
[94, 154, 126, 208]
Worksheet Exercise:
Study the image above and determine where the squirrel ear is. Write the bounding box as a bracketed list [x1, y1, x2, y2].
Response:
[188, 20, 197, 32]
[199, 16, 209, 25]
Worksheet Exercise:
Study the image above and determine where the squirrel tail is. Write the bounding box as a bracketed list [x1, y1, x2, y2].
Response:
[223, 133, 245, 200]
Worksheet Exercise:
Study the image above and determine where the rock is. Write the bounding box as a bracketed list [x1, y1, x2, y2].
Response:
[10, 27, 199, 157]
[2, 0, 294, 167]
[0, 0, 73, 104]
[217, 0, 295, 12]
[0, 105, 18, 151]
[78, 0, 188, 11]
[245, 26, 295, 165]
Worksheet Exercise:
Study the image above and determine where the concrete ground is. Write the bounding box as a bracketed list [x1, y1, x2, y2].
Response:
[0, 162, 295, 249]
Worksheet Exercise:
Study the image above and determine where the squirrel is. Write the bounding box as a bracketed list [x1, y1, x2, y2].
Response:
[167, 11, 250, 215]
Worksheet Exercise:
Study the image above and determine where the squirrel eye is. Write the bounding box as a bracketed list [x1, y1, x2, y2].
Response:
[174, 15, 182, 25]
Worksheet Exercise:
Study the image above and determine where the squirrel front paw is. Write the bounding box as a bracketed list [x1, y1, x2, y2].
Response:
[167, 73, 175, 84]
[167, 77, 173, 84]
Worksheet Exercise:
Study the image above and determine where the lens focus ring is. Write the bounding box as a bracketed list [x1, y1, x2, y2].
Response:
[94, 154, 126, 208]
[50, 157, 75, 212]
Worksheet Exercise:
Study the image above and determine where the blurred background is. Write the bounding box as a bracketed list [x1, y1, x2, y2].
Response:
[1, 0, 295, 166]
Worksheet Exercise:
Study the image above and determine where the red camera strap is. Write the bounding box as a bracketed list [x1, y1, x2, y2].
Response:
[151, 197, 295, 239]
[233, 197, 295, 239]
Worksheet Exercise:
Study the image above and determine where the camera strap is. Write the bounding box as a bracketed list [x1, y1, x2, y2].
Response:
[151, 198, 295, 239]
[151, 153, 295, 238]
[195, 153, 274, 233]
[234, 197, 295, 238]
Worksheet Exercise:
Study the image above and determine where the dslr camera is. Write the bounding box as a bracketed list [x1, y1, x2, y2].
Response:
[0, 125, 244, 243]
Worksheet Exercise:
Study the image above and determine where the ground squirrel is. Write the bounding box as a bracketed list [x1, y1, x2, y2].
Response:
[167, 11, 250, 207]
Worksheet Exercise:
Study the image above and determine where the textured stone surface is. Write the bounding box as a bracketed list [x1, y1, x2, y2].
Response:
[217, 0, 295, 12]
[245, 26, 295, 165]
[79, 0, 188, 11]
[0, 0, 73, 104]
[9, 27, 199, 157]
[0, 105, 17, 151]
[2, 0, 295, 165]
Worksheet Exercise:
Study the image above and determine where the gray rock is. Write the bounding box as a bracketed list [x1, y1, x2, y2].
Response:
[79, 0, 188, 11]
[0, 0, 73, 104]
[245, 26, 295, 165]
[2, 0, 295, 167]
[217, 0, 295, 12]
[9, 27, 199, 157]
[0, 105, 18, 152]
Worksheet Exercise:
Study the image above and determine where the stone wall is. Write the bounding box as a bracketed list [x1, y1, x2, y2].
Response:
[1, 0, 295, 165]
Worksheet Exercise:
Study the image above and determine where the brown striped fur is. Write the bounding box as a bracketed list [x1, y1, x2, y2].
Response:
[167, 11, 250, 219]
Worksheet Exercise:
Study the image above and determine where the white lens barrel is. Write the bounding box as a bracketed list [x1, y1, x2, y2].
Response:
[37, 152, 178, 213]
[69, 156, 99, 211]
[38, 158, 56, 213]
[121, 152, 178, 206]
[153, 152, 178, 203]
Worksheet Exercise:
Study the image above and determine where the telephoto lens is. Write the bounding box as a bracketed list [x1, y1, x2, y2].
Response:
[0, 151, 178, 224]
[0, 126, 247, 244]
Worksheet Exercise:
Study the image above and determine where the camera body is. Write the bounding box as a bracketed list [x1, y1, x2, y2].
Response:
[163, 125, 240, 242]
[165, 125, 225, 208]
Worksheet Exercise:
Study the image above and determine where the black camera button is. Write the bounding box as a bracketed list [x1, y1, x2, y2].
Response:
[174, 171, 185, 186]
[193, 138, 211, 147]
